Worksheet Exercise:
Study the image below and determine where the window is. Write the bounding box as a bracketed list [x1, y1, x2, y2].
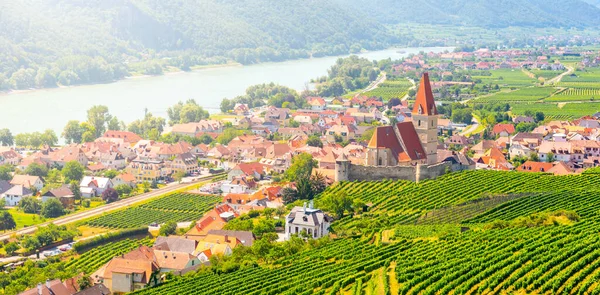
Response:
[418, 120, 421, 127]
[378, 158, 382, 166]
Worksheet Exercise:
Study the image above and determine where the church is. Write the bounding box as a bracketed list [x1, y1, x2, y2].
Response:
[335, 72, 474, 183]
[365, 72, 439, 167]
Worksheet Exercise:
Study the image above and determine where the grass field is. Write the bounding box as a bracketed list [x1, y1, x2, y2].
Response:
[510, 101, 600, 119]
[545, 87, 600, 102]
[363, 79, 413, 100]
[470, 69, 537, 88]
[8, 208, 46, 229]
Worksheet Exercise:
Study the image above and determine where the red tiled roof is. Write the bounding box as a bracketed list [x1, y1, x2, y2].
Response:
[517, 161, 554, 173]
[412, 73, 437, 116]
[493, 124, 516, 135]
[367, 122, 426, 162]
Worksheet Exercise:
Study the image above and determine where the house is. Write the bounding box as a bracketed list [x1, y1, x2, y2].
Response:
[538, 141, 582, 163]
[10, 175, 44, 191]
[265, 107, 290, 121]
[95, 257, 159, 293]
[112, 173, 137, 188]
[186, 204, 239, 236]
[516, 161, 554, 173]
[42, 186, 75, 208]
[307, 97, 326, 111]
[285, 201, 333, 240]
[43, 145, 89, 168]
[221, 177, 257, 194]
[513, 116, 535, 124]
[73, 284, 111, 295]
[126, 159, 167, 183]
[234, 104, 250, 115]
[0, 149, 21, 166]
[508, 143, 535, 159]
[19, 279, 73, 295]
[227, 163, 265, 181]
[169, 152, 198, 176]
[206, 230, 255, 247]
[170, 120, 223, 137]
[474, 148, 513, 171]
[2, 185, 32, 206]
[154, 236, 198, 255]
[445, 135, 472, 147]
[0, 180, 11, 195]
[325, 125, 356, 143]
[79, 176, 113, 198]
[97, 130, 142, 146]
[492, 124, 516, 137]
[97, 152, 127, 170]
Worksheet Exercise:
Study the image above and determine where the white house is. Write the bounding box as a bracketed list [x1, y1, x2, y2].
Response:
[80, 176, 114, 198]
[285, 201, 332, 240]
[2, 185, 32, 206]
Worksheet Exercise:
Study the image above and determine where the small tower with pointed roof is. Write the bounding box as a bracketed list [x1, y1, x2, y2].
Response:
[412, 73, 438, 165]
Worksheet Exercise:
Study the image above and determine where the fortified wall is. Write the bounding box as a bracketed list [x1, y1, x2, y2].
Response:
[336, 160, 472, 183]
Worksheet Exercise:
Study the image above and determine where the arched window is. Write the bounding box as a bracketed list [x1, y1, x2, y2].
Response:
[418, 120, 421, 127]
[378, 158, 383, 166]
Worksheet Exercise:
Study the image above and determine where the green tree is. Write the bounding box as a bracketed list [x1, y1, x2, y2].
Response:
[19, 197, 42, 214]
[14, 133, 30, 147]
[0, 211, 16, 231]
[0, 129, 13, 146]
[306, 135, 323, 148]
[41, 198, 65, 218]
[24, 163, 48, 177]
[62, 161, 85, 182]
[173, 171, 186, 182]
[285, 153, 317, 181]
[114, 184, 133, 197]
[34, 67, 57, 88]
[319, 191, 353, 218]
[0, 164, 13, 181]
[107, 116, 121, 131]
[87, 105, 111, 138]
[167, 99, 209, 125]
[77, 276, 92, 291]
[21, 235, 41, 251]
[159, 220, 178, 236]
[69, 181, 82, 203]
[103, 170, 119, 179]
[4, 242, 19, 255]
[547, 152, 555, 163]
[62, 120, 84, 144]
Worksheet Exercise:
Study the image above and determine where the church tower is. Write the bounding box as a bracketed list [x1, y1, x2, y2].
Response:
[412, 73, 438, 165]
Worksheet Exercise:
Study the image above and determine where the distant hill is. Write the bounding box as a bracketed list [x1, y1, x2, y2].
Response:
[1, 0, 600, 91]
[341, 0, 600, 28]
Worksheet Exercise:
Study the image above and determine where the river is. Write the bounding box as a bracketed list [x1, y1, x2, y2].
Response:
[0, 47, 450, 136]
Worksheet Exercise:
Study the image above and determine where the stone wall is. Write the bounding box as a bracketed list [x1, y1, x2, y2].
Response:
[345, 161, 465, 182]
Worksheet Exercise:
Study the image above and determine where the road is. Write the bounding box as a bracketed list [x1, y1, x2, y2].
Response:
[361, 72, 387, 93]
[0, 174, 221, 241]
[547, 65, 574, 85]
[401, 78, 416, 101]
[460, 115, 481, 136]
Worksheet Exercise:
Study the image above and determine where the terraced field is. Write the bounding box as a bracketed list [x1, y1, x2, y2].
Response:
[470, 69, 537, 88]
[545, 87, 600, 102]
[85, 193, 221, 229]
[473, 87, 556, 103]
[510, 101, 600, 119]
[132, 170, 600, 295]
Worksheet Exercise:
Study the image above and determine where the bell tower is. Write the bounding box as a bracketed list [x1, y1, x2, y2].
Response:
[412, 73, 438, 165]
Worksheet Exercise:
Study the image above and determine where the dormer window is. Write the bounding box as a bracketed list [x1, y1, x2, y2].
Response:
[418, 105, 423, 115]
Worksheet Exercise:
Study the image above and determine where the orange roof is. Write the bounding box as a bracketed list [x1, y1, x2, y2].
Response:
[412, 73, 437, 116]
[517, 161, 554, 173]
[368, 123, 426, 162]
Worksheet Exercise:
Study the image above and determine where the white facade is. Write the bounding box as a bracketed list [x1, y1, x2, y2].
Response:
[284, 202, 332, 240]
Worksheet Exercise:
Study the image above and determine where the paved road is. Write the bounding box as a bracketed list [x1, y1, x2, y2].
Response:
[460, 116, 480, 136]
[361, 72, 387, 94]
[547, 65, 575, 85]
[0, 174, 220, 241]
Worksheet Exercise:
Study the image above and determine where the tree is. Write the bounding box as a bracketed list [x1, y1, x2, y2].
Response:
[62, 161, 84, 182]
[24, 163, 48, 177]
[320, 192, 353, 218]
[80, 122, 96, 143]
[103, 170, 118, 179]
[0, 129, 13, 146]
[77, 276, 92, 291]
[14, 133, 30, 147]
[107, 116, 121, 131]
[263, 207, 275, 219]
[62, 120, 84, 144]
[159, 220, 177, 236]
[4, 242, 19, 255]
[535, 112, 545, 123]
[87, 105, 111, 138]
[0, 164, 13, 181]
[0, 211, 16, 231]
[167, 99, 209, 125]
[21, 235, 41, 251]
[173, 171, 186, 183]
[101, 188, 119, 203]
[547, 152, 555, 163]
[252, 219, 275, 238]
[306, 135, 323, 148]
[114, 184, 132, 197]
[70, 181, 82, 203]
[19, 197, 42, 214]
[41, 198, 65, 218]
[285, 153, 317, 182]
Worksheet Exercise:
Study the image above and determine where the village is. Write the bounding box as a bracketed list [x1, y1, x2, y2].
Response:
[4, 45, 600, 294]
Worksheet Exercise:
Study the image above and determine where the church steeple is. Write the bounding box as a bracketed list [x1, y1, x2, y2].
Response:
[412, 72, 438, 165]
[412, 73, 437, 116]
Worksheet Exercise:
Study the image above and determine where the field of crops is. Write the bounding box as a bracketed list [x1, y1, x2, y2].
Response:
[132, 170, 600, 295]
[85, 193, 221, 229]
[531, 69, 564, 80]
[510, 101, 600, 119]
[545, 87, 600, 102]
[470, 69, 536, 88]
[474, 87, 556, 103]
[363, 79, 412, 100]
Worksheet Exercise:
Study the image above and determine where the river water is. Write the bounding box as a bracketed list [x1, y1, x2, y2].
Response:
[0, 47, 450, 136]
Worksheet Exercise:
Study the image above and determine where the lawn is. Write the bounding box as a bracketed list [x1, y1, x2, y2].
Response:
[8, 208, 46, 229]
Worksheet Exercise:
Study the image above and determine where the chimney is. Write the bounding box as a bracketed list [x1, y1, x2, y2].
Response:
[224, 235, 230, 243]
[303, 202, 307, 212]
[46, 279, 51, 290]
[37, 283, 42, 295]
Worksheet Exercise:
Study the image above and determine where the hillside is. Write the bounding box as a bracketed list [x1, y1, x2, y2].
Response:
[342, 0, 600, 28]
[2, 0, 600, 91]
[129, 170, 600, 294]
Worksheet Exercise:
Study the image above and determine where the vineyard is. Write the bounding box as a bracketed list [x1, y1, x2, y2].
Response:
[474, 87, 556, 103]
[470, 69, 536, 88]
[65, 238, 153, 274]
[127, 170, 600, 294]
[509, 101, 600, 119]
[545, 87, 600, 102]
[363, 79, 413, 100]
[85, 193, 221, 229]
